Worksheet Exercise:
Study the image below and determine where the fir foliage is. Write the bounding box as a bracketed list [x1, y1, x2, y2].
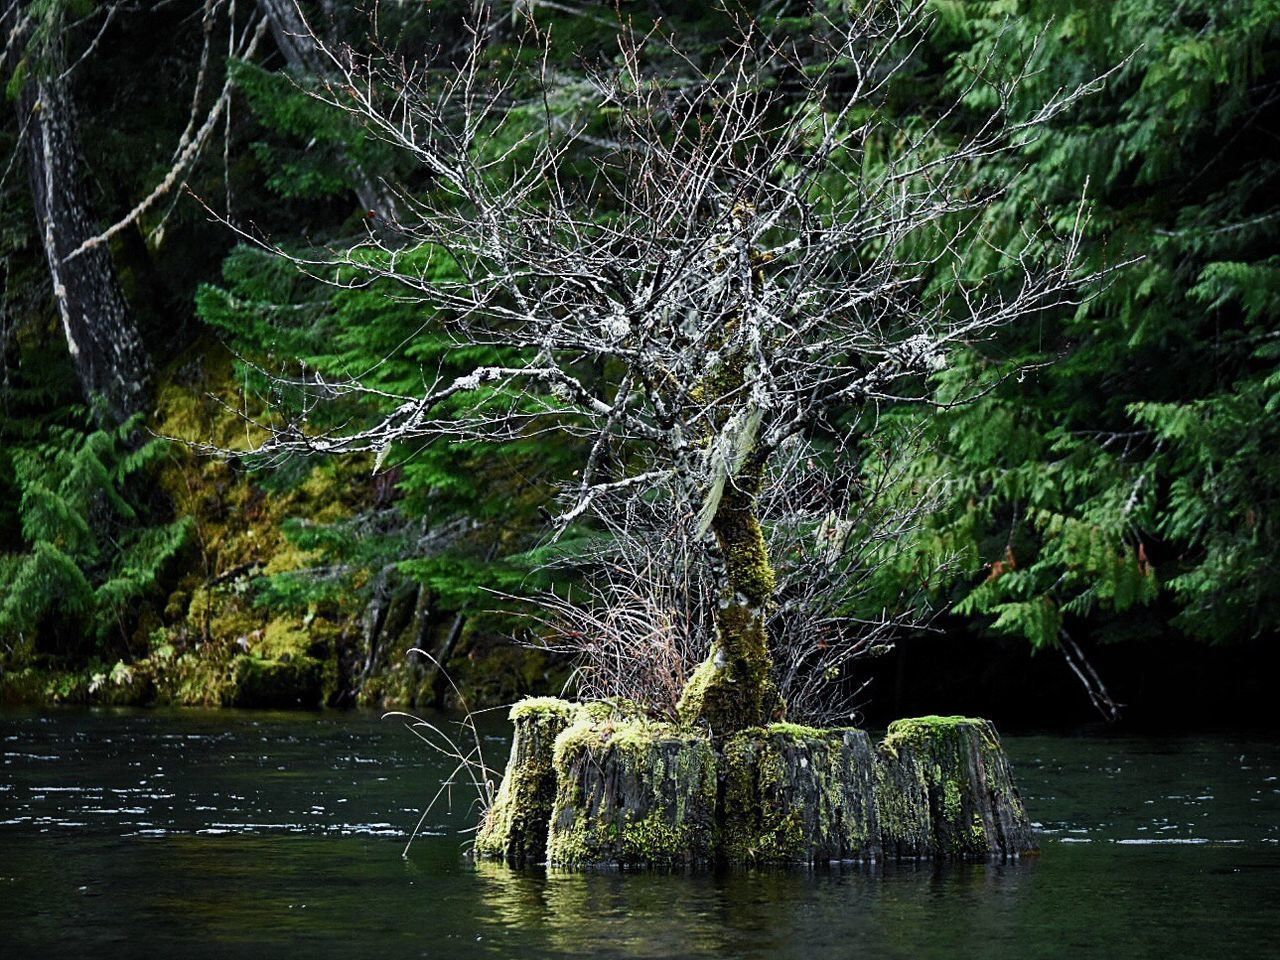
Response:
[881, 0, 1280, 650]
[0, 415, 191, 660]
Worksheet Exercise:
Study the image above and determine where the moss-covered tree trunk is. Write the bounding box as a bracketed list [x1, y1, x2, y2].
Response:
[672, 233, 789, 736]
[677, 458, 785, 736]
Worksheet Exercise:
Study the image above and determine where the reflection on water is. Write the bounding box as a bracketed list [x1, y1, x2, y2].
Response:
[1, 708, 1278, 959]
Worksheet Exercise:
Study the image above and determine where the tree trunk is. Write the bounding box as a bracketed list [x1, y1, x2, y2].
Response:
[14, 32, 150, 424]
[428, 611, 467, 708]
[677, 461, 784, 735]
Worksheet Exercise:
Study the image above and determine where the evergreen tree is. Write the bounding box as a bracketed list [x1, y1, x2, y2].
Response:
[880, 0, 1280, 713]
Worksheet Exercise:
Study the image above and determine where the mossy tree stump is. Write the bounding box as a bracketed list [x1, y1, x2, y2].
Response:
[546, 716, 718, 868]
[721, 724, 881, 863]
[474, 697, 582, 865]
[474, 703, 1035, 868]
[874, 716, 1036, 859]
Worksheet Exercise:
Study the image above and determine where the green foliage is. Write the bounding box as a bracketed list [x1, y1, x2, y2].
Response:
[231, 60, 404, 205]
[877, 0, 1280, 649]
[0, 416, 191, 659]
[195, 233, 578, 635]
[4, 0, 1278, 708]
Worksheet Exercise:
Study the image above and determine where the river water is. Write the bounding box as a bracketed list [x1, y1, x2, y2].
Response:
[1, 707, 1277, 959]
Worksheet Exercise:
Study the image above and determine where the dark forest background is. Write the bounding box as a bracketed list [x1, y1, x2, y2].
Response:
[1, 0, 1277, 731]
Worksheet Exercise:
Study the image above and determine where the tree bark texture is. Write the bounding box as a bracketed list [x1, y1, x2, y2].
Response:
[875, 716, 1038, 859]
[546, 714, 719, 868]
[677, 469, 785, 736]
[720, 725, 882, 863]
[14, 30, 150, 424]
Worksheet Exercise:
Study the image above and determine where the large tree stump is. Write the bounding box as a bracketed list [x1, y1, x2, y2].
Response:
[474, 697, 582, 864]
[545, 716, 718, 868]
[874, 716, 1036, 859]
[720, 724, 881, 863]
[474, 702, 1035, 868]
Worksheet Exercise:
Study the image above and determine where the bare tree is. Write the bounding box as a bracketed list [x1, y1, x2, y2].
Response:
[220, 1, 1120, 735]
[517, 419, 953, 726]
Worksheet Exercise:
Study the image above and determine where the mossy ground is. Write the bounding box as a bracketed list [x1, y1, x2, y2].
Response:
[141, 345, 358, 706]
[2, 343, 555, 710]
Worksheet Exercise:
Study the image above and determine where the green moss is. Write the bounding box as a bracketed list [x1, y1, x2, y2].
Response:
[581, 697, 647, 723]
[258, 619, 312, 660]
[762, 721, 826, 739]
[547, 715, 717, 867]
[675, 605, 783, 736]
[226, 654, 323, 708]
[552, 716, 610, 764]
[943, 778, 963, 822]
[475, 698, 585, 864]
[719, 726, 877, 864]
[674, 655, 717, 725]
[720, 733, 798, 862]
[880, 715, 989, 758]
[712, 488, 776, 605]
[509, 696, 581, 723]
[873, 759, 922, 849]
[144, 344, 355, 709]
[875, 714, 1032, 859]
[483, 704, 1028, 868]
[970, 812, 989, 846]
[677, 345, 788, 736]
[621, 811, 700, 864]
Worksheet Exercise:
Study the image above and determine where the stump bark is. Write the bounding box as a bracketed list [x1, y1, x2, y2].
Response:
[874, 716, 1037, 859]
[720, 724, 881, 863]
[546, 717, 718, 868]
[474, 697, 582, 865]
[473, 703, 1036, 868]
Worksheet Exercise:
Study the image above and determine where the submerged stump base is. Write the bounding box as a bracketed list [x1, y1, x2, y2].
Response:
[475, 701, 1036, 868]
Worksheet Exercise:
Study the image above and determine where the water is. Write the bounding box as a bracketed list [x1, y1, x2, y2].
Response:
[1, 708, 1277, 959]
